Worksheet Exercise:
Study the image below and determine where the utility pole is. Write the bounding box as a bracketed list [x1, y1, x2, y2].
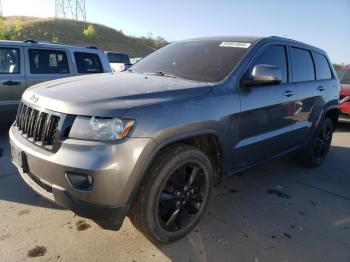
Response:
[0, 0, 3, 17]
[55, 0, 86, 21]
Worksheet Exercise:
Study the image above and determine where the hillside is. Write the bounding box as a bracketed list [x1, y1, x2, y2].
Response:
[0, 16, 167, 57]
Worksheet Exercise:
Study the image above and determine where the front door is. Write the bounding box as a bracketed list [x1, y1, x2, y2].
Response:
[232, 44, 298, 171]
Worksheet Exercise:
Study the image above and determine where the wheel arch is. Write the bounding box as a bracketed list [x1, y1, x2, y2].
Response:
[126, 129, 225, 207]
[324, 106, 339, 130]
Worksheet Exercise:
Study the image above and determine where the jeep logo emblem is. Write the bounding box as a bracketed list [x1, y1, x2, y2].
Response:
[29, 94, 39, 104]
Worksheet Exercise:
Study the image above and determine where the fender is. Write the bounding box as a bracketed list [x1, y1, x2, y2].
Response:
[315, 102, 339, 129]
[125, 125, 227, 206]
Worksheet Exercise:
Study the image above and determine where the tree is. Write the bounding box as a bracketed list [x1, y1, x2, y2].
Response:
[154, 36, 167, 48]
[83, 24, 96, 40]
[51, 34, 59, 44]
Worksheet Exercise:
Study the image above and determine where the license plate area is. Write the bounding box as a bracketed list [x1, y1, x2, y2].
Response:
[10, 144, 29, 173]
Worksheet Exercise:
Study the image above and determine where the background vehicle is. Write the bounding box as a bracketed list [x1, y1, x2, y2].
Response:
[130, 57, 143, 65]
[0, 40, 112, 123]
[105, 51, 132, 72]
[10, 36, 339, 244]
[337, 67, 350, 121]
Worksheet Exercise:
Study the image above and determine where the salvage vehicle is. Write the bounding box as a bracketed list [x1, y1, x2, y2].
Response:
[337, 67, 350, 121]
[9, 36, 339, 243]
[105, 51, 132, 72]
[0, 40, 111, 123]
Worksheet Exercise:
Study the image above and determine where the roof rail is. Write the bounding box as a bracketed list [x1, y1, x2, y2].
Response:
[23, 39, 38, 44]
[86, 46, 98, 49]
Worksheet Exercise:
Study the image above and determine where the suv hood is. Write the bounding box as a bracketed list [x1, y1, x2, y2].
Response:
[22, 73, 212, 117]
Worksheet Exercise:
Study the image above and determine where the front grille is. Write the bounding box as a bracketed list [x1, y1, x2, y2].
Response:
[15, 102, 61, 151]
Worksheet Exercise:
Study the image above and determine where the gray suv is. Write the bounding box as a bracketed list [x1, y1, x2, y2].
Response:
[9, 36, 340, 243]
[0, 40, 111, 123]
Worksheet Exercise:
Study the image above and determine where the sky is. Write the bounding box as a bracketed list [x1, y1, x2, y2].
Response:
[2, 0, 350, 64]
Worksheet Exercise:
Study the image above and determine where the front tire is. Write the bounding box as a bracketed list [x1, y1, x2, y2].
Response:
[296, 117, 334, 167]
[128, 144, 213, 244]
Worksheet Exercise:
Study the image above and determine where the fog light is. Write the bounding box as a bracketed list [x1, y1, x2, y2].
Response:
[65, 172, 93, 191]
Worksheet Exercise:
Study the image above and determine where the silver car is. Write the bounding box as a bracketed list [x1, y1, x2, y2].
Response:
[0, 40, 111, 123]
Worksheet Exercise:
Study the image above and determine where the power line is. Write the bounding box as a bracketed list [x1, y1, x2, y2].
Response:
[55, 0, 86, 21]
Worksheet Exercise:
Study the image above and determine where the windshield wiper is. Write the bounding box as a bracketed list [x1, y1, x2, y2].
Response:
[145, 71, 178, 78]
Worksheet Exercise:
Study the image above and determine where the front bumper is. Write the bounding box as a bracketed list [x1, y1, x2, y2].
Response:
[9, 125, 156, 229]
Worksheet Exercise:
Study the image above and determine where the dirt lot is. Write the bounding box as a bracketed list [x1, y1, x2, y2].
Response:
[0, 124, 349, 262]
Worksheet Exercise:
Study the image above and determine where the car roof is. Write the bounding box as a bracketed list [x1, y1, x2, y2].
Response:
[183, 36, 261, 43]
[0, 40, 100, 52]
[180, 36, 327, 54]
[105, 51, 129, 55]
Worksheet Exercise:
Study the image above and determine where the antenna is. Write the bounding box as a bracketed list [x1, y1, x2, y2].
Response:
[55, 0, 86, 21]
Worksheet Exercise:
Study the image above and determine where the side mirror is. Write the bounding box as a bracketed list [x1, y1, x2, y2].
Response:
[243, 64, 282, 86]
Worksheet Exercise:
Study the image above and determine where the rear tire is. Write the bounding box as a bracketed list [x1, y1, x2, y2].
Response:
[296, 117, 334, 167]
[128, 144, 213, 244]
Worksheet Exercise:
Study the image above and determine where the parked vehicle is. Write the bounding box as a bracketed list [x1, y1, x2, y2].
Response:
[337, 67, 350, 121]
[0, 40, 112, 123]
[130, 57, 142, 65]
[105, 51, 132, 72]
[9, 36, 339, 244]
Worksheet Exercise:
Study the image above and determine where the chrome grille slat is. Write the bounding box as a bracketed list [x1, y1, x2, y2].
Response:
[15, 102, 61, 151]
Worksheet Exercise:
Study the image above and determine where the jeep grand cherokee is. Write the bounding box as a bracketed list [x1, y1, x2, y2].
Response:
[9, 36, 339, 243]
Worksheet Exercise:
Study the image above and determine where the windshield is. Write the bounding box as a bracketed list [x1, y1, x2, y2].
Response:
[340, 71, 350, 84]
[131, 40, 252, 82]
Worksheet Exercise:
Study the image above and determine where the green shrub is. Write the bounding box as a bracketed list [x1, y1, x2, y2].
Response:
[83, 24, 96, 40]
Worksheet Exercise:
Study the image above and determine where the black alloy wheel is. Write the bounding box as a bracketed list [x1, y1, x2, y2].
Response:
[158, 162, 206, 232]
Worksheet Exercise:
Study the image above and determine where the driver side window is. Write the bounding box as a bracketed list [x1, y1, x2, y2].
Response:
[252, 45, 288, 83]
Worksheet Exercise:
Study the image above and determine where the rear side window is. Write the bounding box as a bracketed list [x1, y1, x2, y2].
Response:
[252, 45, 288, 83]
[29, 49, 69, 74]
[120, 54, 130, 64]
[313, 53, 332, 80]
[107, 53, 130, 64]
[74, 52, 103, 74]
[291, 48, 315, 82]
[0, 47, 20, 74]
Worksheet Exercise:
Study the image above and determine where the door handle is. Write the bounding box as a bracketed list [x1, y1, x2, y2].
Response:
[317, 85, 326, 92]
[283, 90, 295, 97]
[3, 80, 21, 86]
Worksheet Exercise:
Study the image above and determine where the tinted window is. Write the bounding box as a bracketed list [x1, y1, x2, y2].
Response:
[341, 71, 350, 84]
[29, 49, 69, 74]
[131, 40, 252, 82]
[107, 53, 130, 64]
[252, 45, 288, 83]
[313, 53, 332, 80]
[74, 52, 103, 74]
[291, 48, 315, 82]
[0, 48, 20, 74]
[120, 54, 130, 64]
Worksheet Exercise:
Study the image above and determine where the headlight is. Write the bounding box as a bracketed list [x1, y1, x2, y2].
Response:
[69, 116, 135, 141]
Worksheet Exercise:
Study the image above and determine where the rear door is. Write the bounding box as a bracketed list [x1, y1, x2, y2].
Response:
[234, 44, 299, 169]
[24, 48, 74, 87]
[289, 47, 324, 142]
[0, 46, 27, 123]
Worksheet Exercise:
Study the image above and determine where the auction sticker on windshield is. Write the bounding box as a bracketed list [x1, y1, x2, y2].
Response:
[219, 42, 251, 48]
